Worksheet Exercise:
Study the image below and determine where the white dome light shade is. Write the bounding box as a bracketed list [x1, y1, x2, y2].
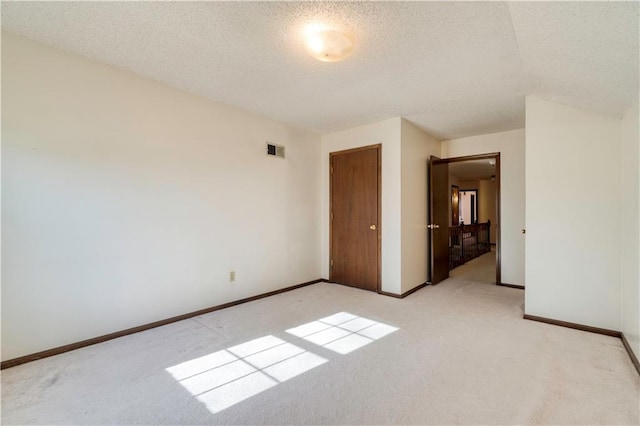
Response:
[304, 30, 353, 62]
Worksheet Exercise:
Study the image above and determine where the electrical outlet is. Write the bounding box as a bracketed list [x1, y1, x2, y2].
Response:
[229, 271, 236, 282]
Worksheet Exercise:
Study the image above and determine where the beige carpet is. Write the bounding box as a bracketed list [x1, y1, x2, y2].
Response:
[2, 267, 639, 424]
[450, 246, 497, 284]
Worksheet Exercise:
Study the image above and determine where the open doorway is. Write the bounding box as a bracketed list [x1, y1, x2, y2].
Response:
[429, 154, 500, 285]
[459, 189, 477, 225]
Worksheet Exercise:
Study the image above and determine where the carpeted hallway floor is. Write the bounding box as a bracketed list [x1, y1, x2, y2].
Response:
[2, 258, 639, 425]
[450, 246, 497, 284]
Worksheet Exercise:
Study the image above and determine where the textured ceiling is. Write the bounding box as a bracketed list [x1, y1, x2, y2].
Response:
[2, 1, 638, 140]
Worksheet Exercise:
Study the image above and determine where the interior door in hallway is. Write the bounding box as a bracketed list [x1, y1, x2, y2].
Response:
[429, 156, 449, 284]
[330, 145, 381, 292]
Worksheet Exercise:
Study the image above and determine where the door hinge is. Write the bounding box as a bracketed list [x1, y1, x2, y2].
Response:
[330, 166, 333, 174]
[330, 259, 334, 267]
[331, 212, 334, 220]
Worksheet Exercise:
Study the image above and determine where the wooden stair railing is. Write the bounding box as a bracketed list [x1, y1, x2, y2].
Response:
[449, 221, 491, 270]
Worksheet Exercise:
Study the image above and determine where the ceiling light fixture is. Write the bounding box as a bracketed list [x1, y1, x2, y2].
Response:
[304, 29, 353, 62]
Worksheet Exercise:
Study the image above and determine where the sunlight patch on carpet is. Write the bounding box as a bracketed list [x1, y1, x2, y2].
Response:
[286, 312, 399, 354]
[166, 335, 327, 413]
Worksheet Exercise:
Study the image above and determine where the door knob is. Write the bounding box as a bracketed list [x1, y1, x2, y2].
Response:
[370, 225, 376, 230]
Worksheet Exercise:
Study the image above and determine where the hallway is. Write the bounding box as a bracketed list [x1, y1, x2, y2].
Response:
[449, 246, 496, 284]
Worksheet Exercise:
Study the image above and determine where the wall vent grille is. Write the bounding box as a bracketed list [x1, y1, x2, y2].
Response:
[266, 143, 285, 158]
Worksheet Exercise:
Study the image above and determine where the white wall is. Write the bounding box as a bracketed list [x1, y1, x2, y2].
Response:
[621, 98, 640, 359]
[320, 118, 402, 294]
[478, 180, 497, 244]
[525, 96, 621, 330]
[459, 180, 479, 190]
[1, 33, 322, 361]
[442, 129, 526, 286]
[400, 119, 440, 293]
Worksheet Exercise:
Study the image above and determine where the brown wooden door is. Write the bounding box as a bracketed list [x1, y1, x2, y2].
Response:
[429, 156, 449, 284]
[330, 145, 380, 292]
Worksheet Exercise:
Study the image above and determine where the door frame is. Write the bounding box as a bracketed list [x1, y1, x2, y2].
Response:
[329, 144, 382, 292]
[431, 152, 502, 286]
